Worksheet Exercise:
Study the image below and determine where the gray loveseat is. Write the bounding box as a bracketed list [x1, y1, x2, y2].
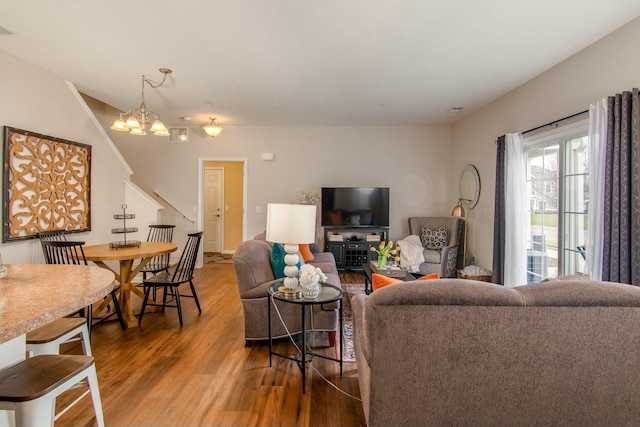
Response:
[232, 235, 340, 344]
[352, 278, 640, 426]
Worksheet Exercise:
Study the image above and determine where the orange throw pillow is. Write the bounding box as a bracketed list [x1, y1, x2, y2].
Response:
[372, 272, 440, 292]
[418, 273, 440, 281]
[299, 244, 315, 262]
[372, 273, 404, 291]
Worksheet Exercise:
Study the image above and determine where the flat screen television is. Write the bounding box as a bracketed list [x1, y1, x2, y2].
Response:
[321, 187, 390, 227]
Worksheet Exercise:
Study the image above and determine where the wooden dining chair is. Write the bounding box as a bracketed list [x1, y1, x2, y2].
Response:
[40, 240, 126, 335]
[27, 234, 92, 358]
[141, 225, 176, 279]
[138, 231, 203, 327]
[138, 224, 176, 301]
[36, 230, 68, 242]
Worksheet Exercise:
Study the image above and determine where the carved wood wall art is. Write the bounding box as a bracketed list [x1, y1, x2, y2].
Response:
[3, 127, 91, 242]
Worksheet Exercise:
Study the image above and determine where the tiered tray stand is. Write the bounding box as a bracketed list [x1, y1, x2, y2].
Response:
[109, 204, 141, 249]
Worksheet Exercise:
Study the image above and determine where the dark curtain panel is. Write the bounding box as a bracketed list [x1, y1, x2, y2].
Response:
[492, 135, 506, 285]
[602, 88, 640, 285]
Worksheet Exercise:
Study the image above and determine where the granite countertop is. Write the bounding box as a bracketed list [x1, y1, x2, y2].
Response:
[0, 264, 116, 343]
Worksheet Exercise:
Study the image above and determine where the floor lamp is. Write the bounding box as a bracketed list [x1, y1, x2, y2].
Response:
[266, 203, 317, 298]
[451, 198, 470, 267]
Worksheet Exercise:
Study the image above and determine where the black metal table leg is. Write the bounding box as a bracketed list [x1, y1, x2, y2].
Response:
[267, 282, 343, 395]
[301, 305, 307, 394]
[268, 295, 273, 367]
[339, 299, 343, 375]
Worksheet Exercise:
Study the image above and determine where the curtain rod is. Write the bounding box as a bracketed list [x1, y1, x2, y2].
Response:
[522, 110, 589, 135]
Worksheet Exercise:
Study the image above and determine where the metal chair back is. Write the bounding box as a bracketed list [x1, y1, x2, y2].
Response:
[37, 230, 68, 242]
[40, 240, 87, 265]
[170, 232, 203, 284]
[142, 225, 176, 276]
[147, 225, 175, 243]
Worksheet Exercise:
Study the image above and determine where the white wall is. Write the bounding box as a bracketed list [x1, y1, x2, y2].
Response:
[450, 16, 640, 271]
[0, 50, 132, 263]
[98, 110, 454, 246]
[123, 181, 164, 241]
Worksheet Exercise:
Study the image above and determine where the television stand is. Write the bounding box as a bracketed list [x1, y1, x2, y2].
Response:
[323, 227, 389, 270]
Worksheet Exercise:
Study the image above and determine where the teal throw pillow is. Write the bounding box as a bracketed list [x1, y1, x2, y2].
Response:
[270, 243, 301, 279]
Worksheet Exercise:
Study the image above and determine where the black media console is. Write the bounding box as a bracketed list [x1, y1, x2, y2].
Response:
[323, 226, 389, 270]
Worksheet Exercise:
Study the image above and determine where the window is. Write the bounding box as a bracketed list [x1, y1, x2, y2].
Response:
[524, 121, 588, 283]
[544, 182, 553, 194]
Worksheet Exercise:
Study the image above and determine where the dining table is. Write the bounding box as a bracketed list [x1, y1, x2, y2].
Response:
[0, 263, 116, 427]
[82, 241, 178, 328]
[0, 263, 116, 364]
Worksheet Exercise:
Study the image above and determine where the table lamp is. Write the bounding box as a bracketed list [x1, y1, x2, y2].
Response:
[266, 203, 317, 297]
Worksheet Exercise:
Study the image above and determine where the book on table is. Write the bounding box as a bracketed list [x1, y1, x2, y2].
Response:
[370, 261, 406, 278]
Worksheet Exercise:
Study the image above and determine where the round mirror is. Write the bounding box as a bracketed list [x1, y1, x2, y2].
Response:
[459, 164, 481, 209]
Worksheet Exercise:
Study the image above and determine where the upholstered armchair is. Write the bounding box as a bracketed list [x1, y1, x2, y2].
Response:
[408, 217, 464, 278]
[232, 238, 339, 345]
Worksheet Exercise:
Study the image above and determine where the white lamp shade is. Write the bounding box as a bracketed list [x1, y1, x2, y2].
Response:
[266, 203, 316, 244]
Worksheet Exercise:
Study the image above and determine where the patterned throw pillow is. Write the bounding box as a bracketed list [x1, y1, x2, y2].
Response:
[421, 226, 449, 250]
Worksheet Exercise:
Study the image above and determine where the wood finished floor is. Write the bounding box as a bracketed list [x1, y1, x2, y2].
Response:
[56, 263, 367, 427]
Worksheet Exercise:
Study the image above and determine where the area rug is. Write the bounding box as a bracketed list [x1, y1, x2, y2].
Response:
[203, 252, 234, 264]
[336, 283, 366, 362]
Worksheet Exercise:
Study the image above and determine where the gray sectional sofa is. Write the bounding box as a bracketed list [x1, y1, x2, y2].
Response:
[352, 278, 640, 426]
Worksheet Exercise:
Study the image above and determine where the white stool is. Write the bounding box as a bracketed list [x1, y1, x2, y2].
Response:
[26, 317, 91, 356]
[0, 354, 104, 427]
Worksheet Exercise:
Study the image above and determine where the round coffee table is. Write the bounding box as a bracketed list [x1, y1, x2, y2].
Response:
[268, 282, 343, 394]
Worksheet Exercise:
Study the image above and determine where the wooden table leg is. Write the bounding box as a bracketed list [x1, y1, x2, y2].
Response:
[89, 257, 157, 329]
[87, 260, 121, 319]
[118, 259, 138, 328]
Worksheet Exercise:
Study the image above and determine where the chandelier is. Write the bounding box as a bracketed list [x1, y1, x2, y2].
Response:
[111, 68, 172, 136]
[203, 117, 223, 137]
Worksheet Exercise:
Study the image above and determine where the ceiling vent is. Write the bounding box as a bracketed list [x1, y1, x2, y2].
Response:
[168, 127, 189, 143]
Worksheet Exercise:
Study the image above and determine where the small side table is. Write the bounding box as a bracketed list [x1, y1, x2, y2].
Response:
[268, 282, 343, 394]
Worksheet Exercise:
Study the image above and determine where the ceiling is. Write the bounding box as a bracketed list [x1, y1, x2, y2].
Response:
[1, 1, 639, 128]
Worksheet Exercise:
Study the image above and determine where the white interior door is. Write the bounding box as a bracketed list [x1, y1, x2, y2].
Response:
[204, 168, 223, 252]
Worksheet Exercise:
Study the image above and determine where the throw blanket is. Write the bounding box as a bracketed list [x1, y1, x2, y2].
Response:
[397, 235, 425, 273]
